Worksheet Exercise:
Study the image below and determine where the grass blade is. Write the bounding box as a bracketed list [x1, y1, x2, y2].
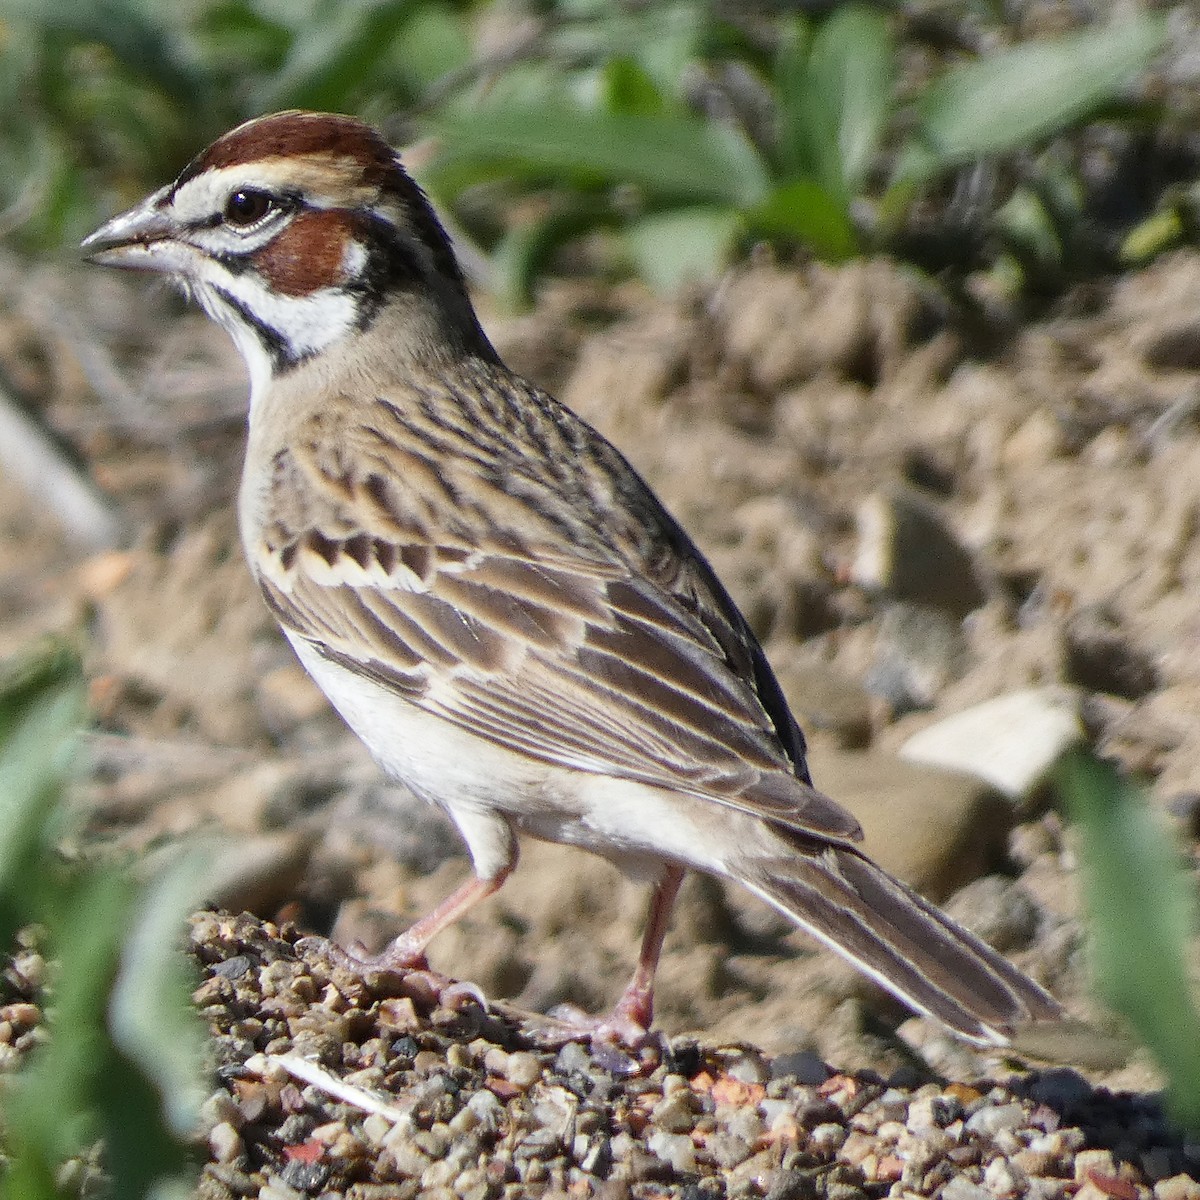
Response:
[1059, 749, 1200, 1133]
[910, 16, 1165, 175]
[427, 103, 770, 207]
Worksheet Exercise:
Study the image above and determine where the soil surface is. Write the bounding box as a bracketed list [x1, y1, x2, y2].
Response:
[4, 246, 1200, 1192]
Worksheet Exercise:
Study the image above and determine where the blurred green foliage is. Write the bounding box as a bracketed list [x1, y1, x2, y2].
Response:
[0, 0, 1173, 301]
[1059, 749, 1200, 1135]
[0, 644, 208, 1199]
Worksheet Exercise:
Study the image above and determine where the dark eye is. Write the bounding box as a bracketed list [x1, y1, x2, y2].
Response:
[224, 190, 273, 226]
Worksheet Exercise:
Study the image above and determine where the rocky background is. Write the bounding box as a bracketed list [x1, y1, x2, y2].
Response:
[3, 242, 1200, 1196]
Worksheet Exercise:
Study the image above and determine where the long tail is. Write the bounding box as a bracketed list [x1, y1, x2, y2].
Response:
[742, 841, 1063, 1045]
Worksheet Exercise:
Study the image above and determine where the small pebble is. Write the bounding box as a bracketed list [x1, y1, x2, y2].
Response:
[421, 1159, 458, 1189]
[555, 1042, 591, 1076]
[504, 1050, 542, 1088]
[908, 1093, 962, 1133]
[985, 1155, 1029, 1198]
[726, 1052, 769, 1084]
[724, 1106, 764, 1145]
[965, 1102, 1027, 1137]
[413, 1124, 450, 1158]
[652, 1091, 697, 1134]
[648, 1129, 697, 1173]
[482, 1047, 509, 1075]
[1156, 1175, 1200, 1200]
[809, 1122, 847, 1154]
[705, 1130, 752, 1169]
[1075, 1149, 1118, 1182]
[466, 1088, 504, 1130]
[453, 1168, 489, 1200]
[360, 1112, 392, 1147]
[448, 1104, 480, 1136]
[1026, 1179, 1071, 1200]
[941, 1176, 992, 1200]
[208, 1121, 242, 1165]
[387, 1139, 432, 1178]
[259, 1177, 304, 1200]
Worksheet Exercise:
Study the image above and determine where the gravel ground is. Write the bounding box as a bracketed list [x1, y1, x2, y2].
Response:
[6, 239, 1200, 1193]
[180, 912, 1197, 1200]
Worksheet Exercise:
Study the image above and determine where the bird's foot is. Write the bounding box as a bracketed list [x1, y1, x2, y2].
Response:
[293, 934, 484, 1012]
[547, 1003, 652, 1045]
[547, 992, 653, 1050]
[295, 933, 428, 975]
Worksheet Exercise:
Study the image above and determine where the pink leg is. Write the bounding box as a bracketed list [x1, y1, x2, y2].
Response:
[374, 868, 512, 970]
[545, 865, 685, 1046]
[605, 865, 685, 1037]
[310, 867, 512, 980]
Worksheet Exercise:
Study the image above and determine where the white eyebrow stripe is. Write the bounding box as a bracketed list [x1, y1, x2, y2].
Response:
[170, 158, 375, 224]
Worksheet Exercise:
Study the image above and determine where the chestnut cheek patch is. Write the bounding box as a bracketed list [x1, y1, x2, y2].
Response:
[253, 210, 357, 297]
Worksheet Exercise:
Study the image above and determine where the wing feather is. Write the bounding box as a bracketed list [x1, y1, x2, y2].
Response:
[252, 388, 861, 843]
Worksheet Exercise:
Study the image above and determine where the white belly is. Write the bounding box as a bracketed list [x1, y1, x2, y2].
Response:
[286, 632, 775, 883]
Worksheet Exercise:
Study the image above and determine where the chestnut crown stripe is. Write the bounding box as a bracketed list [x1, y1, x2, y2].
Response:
[173, 111, 399, 191]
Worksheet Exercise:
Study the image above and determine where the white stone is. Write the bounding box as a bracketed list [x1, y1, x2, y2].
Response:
[648, 1129, 697, 1174]
[900, 687, 1084, 800]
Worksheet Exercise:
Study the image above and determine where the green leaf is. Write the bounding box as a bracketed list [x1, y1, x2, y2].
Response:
[394, 1, 472, 94]
[426, 103, 770, 207]
[748, 179, 858, 260]
[599, 56, 667, 116]
[1120, 205, 1184, 265]
[109, 847, 218, 1137]
[994, 187, 1063, 278]
[1059, 750, 1200, 1133]
[624, 206, 742, 292]
[773, 14, 814, 179]
[551, 1, 709, 102]
[804, 4, 895, 196]
[253, 0, 419, 113]
[0, 645, 83, 942]
[907, 16, 1165, 178]
[0, 641, 205, 1196]
[488, 198, 616, 309]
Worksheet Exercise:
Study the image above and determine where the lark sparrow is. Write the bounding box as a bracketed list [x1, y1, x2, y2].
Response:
[83, 111, 1061, 1045]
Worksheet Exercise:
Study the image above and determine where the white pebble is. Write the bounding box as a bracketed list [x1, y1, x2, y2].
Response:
[984, 1155, 1029, 1198]
[809, 1122, 846, 1153]
[941, 1176, 992, 1200]
[448, 1104, 480, 1136]
[1156, 1174, 1200, 1200]
[482, 1047, 509, 1074]
[387, 1139, 432, 1178]
[1074, 1148, 1116, 1182]
[467, 1088, 504, 1130]
[965, 1103, 1027, 1138]
[422, 1159, 458, 1189]
[504, 1051, 541, 1088]
[900, 687, 1083, 800]
[648, 1129, 697, 1173]
[208, 1121, 241, 1165]
[908, 1093, 959, 1133]
[723, 1106, 764, 1145]
[259, 1177, 303, 1200]
[726, 1053, 768, 1084]
[360, 1113, 392, 1146]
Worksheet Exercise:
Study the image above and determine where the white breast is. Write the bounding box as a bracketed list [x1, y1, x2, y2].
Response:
[285, 631, 776, 885]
